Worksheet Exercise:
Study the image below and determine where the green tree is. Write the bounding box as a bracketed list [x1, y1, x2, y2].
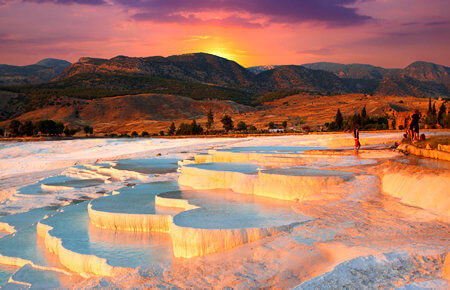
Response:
[9, 120, 22, 137]
[55, 122, 64, 136]
[361, 106, 367, 126]
[168, 122, 176, 135]
[176, 123, 190, 135]
[37, 120, 63, 136]
[335, 109, 343, 130]
[221, 115, 234, 132]
[141, 131, 150, 137]
[236, 121, 247, 131]
[189, 119, 203, 135]
[248, 125, 257, 132]
[206, 109, 214, 130]
[282, 120, 288, 130]
[83, 125, 93, 136]
[438, 102, 447, 127]
[19, 120, 36, 137]
[268, 122, 275, 129]
[63, 127, 78, 137]
[131, 131, 139, 137]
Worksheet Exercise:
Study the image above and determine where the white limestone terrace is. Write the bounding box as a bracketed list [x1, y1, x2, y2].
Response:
[179, 162, 355, 201]
[0, 132, 449, 287]
[88, 181, 307, 259]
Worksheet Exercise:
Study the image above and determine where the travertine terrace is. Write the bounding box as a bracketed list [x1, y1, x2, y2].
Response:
[0, 133, 449, 288]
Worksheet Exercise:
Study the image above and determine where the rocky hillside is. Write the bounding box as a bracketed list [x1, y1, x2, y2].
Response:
[56, 53, 256, 89]
[256, 65, 348, 93]
[374, 75, 449, 97]
[300, 61, 449, 97]
[400, 61, 450, 90]
[0, 58, 71, 86]
[301, 62, 394, 80]
[247, 65, 281, 74]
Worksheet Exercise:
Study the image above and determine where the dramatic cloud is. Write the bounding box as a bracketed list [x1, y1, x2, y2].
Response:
[20, 0, 372, 27]
[23, 0, 106, 4]
[119, 0, 372, 27]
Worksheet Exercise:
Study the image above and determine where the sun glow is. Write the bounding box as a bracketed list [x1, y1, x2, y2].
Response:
[206, 48, 237, 62]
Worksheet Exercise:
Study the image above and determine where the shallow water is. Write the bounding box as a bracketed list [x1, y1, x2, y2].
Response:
[221, 146, 323, 153]
[113, 158, 179, 175]
[167, 189, 308, 229]
[184, 162, 260, 174]
[41, 202, 174, 269]
[394, 155, 450, 170]
[262, 168, 354, 177]
[90, 181, 180, 214]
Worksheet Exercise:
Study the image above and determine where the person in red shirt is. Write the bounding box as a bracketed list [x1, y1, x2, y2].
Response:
[353, 125, 361, 153]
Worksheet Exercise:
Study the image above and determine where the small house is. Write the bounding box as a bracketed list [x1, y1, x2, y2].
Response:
[385, 103, 411, 130]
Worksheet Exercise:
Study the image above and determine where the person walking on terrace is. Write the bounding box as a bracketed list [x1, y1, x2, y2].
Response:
[409, 109, 421, 142]
[353, 125, 361, 153]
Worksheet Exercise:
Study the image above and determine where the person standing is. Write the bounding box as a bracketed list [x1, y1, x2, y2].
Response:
[353, 125, 361, 153]
[409, 110, 421, 141]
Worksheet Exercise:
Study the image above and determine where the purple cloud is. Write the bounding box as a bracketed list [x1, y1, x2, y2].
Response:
[18, 0, 373, 27]
[298, 48, 333, 55]
[425, 20, 450, 26]
[23, 0, 106, 5]
[119, 0, 372, 27]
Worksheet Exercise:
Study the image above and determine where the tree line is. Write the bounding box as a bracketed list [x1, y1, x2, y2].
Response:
[325, 106, 389, 131]
[3, 119, 94, 137]
[424, 98, 449, 128]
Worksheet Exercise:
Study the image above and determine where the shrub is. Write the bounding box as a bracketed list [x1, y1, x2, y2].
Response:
[37, 120, 64, 136]
[206, 109, 214, 129]
[221, 115, 233, 132]
[19, 120, 36, 137]
[63, 127, 78, 137]
[141, 131, 150, 137]
[168, 122, 176, 135]
[248, 125, 257, 132]
[236, 121, 247, 131]
[176, 120, 204, 135]
[83, 125, 94, 136]
[131, 131, 139, 137]
[9, 120, 22, 137]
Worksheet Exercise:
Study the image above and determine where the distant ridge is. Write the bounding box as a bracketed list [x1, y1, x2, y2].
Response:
[0, 58, 70, 85]
[247, 65, 281, 74]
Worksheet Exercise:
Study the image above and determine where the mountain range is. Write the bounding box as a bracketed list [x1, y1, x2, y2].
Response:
[0, 53, 449, 124]
[0, 58, 71, 86]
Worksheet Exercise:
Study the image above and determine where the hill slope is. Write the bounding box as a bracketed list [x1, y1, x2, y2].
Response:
[400, 61, 450, 90]
[301, 62, 392, 80]
[0, 93, 254, 133]
[256, 65, 348, 92]
[56, 53, 256, 89]
[0, 58, 71, 86]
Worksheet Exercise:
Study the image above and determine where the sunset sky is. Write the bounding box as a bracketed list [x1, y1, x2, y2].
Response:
[0, 0, 449, 67]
